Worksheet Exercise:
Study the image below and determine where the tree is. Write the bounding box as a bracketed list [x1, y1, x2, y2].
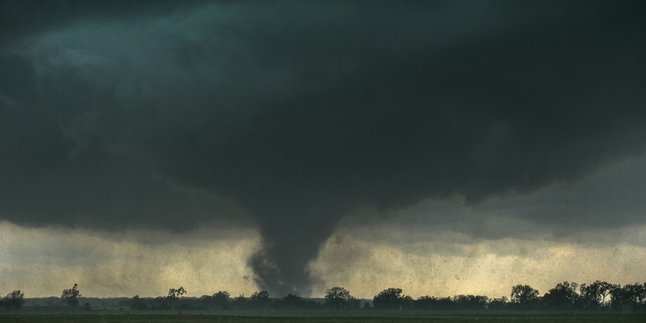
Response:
[624, 283, 646, 306]
[579, 281, 616, 309]
[211, 291, 230, 309]
[277, 293, 316, 309]
[324, 286, 355, 309]
[1, 290, 25, 309]
[167, 286, 187, 300]
[232, 294, 249, 309]
[372, 288, 412, 310]
[488, 296, 509, 311]
[542, 281, 579, 309]
[453, 295, 489, 310]
[510, 285, 540, 308]
[611, 283, 646, 310]
[61, 283, 81, 306]
[414, 296, 451, 310]
[250, 290, 270, 307]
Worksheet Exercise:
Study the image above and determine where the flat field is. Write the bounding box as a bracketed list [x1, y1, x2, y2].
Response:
[1, 314, 645, 323]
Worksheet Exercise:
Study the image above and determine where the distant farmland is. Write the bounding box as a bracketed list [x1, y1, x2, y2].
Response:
[1, 313, 646, 323]
[0, 311, 646, 323]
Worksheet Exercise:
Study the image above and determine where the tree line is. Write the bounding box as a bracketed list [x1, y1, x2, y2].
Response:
[2, 280, 645, 312]
[127, 281, 646, 312]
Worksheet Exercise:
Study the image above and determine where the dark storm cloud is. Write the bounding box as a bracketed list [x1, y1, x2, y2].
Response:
[1, 0, 646, 294]
[0, 0, 206, 43]
[345, 155, 646, 247]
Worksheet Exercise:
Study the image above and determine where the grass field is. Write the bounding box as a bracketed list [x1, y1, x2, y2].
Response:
[1, 314, 645, 323]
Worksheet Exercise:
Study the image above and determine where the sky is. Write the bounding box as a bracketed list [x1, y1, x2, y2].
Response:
[1, 0, 646, 298]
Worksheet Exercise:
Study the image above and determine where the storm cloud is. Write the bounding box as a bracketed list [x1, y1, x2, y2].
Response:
[1, 1, 646, 295]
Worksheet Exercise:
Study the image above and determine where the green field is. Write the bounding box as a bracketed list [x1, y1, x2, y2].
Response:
[1, 314, 645, 323]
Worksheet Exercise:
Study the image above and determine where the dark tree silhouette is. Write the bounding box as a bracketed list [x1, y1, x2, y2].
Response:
[415, 296, 452, 310]
[510, 284, 540, 308]
[232, 294, 249, 309]
[610, 285, 629, 310]
[542, 281, 579, 309]
[61, 283, 81, 307]
[1, 290, 25, 309]
[611, 283, 646, 310]
[624, 283, 646, 306]
[277, 293, 317, 309]
[324, 286, 354, 309]
[580, 281, 616, 309]
[372, 288, 412, 310]
[250, 290, 271, 307]
[167, 286, 187, 299]
[489, 297, 509, 310]
[211, 291, 230, 309]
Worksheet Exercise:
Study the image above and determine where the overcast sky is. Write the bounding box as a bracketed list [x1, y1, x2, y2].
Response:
[1, 0, 646, 297]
